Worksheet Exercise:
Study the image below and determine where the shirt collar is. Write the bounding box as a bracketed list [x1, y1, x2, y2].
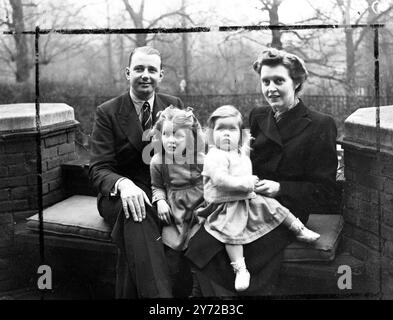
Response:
[273, 97, 299, 120]
[129, 89, 155, 116]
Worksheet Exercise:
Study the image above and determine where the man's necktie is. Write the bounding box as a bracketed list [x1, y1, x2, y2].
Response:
[141, 101, 152, 131]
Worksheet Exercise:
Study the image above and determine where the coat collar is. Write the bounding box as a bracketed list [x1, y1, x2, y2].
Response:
[117, 91, 165, 152]
[255, 99, 312, 146]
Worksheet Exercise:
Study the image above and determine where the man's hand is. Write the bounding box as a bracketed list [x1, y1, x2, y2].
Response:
[255, 179, 280, 197]
[118, 178, 152, 222]
[156, 199, 172, 225]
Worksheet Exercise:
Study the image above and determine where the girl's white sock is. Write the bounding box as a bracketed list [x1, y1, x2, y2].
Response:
[230, 257, 250, 292]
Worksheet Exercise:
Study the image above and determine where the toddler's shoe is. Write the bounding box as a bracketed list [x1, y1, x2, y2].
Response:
[289, 218, 320, 243]
[230, 257, 250, 292]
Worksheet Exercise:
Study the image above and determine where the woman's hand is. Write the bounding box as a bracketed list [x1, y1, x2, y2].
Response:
[156, 199, 172, 225]
[255, 179, 281, 197]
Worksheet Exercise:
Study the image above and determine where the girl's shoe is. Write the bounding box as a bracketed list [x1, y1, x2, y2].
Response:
[289, 218, 320, 243]
[230, 257, 250, 292]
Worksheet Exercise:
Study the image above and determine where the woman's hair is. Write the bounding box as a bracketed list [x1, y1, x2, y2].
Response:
[152, 105, 205, 163]
[206, 105, 250, 153]
[252, 48, 308, 95]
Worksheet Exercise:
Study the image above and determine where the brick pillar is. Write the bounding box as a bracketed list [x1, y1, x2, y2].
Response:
[0, 103, 79, 292]
[342, 106, 393, 298]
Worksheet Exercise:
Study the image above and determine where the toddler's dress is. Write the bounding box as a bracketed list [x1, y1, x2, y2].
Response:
[199, 146, 289, 245]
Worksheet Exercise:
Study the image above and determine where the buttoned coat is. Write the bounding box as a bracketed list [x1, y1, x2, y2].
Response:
[249, 99, 338, 222]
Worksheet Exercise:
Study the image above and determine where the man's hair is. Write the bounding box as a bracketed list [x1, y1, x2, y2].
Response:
[128, 46, 162, 69]
[253, 48, 308, 95]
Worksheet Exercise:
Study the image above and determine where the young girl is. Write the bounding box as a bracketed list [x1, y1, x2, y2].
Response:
[150, 106, 205, 252]
[199, 105, 320, 292]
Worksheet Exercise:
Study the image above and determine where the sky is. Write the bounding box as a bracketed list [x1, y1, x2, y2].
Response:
[11, 0, 389, 31]
[1, 0, 390, 94]
[0, 0, 390, 31]
[74, 0, 391, 28]
[78, 0, 321, 27]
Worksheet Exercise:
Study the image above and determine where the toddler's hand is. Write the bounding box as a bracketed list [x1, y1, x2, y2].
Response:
[156, 200, 171, 225]
[251, 175, 259, 186]
[247, 175, 259, 191]
[255, 179, 280, 197]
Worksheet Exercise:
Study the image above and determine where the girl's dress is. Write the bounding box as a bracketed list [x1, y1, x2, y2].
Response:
[150, 152, 205, 251]
[199, 146, 289, 245]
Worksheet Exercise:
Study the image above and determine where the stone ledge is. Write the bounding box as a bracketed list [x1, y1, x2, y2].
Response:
[0, 103, 75, 132]
[344, 106, 393, 154]
[0, 121, 79, 140]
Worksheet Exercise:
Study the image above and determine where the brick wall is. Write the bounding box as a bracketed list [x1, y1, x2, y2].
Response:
[0, 127, 77, 222]
[0, 103, 78, 292]
[342, 106, 393, 298]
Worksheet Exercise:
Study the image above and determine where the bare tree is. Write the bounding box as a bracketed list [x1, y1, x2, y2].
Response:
[256, 0, 283, 49]
[121, 0, 193, 47]
[0, 0, 88, 82]
[181, 0, 190, 94]
[0, 0, 31, 82]
[255, 0, 393, 93]
[105, 0, 115, 84]
[310, 0, 393, 93]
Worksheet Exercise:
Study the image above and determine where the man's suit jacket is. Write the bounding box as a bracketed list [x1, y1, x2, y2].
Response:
[89, 91, 184, 218]
[249, 99, 339, 223]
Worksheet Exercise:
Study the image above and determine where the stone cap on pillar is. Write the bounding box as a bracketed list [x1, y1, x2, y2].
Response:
[344, 106, 393, 154]
[0, 103, 76, 134]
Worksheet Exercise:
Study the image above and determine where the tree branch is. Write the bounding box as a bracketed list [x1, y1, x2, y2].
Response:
[238, 34, 268, 46]
[124, 33, 137, 44]
[0, 36, 14, 60]
[305, 0, 338, 22]
[147, 11, 194, 28]
[353, 6, 393, 51]
[335, 0, 346, 17]
[122, 0, 139, 24]
[308, 69, 346, 84]
[354, 7, 368, 24]
[1, 0, 14, 28]
[140, 0, 145, 17]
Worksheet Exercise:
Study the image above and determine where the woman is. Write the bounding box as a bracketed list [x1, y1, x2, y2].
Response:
[185, 48, 338, 297]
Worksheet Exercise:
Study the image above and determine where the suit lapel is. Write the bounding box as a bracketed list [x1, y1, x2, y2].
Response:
[277, 100, 311, 142]
[152, 93, 165, 124]
[117, 92, 144, 152]
[117, 92, 169, 153]
[256, 108, 283, 146]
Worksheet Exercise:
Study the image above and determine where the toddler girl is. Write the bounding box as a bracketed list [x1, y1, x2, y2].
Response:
[150, 106, 205, 252]
[199, 105, 320, 292]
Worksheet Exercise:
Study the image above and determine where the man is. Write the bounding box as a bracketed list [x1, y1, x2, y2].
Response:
[89, 46, 184, 298]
